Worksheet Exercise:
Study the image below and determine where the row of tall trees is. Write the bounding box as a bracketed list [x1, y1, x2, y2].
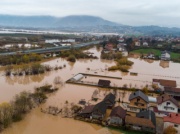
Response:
[0, 53, 42, 66]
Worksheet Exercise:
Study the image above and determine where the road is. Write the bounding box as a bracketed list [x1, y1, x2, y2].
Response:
[0, 41, 102, 56]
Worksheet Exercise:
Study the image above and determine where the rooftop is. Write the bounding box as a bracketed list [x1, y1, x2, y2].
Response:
[153, 79, 177, 87]
[163, 113, 180, 124]
[129, 90, 149, 103]
[156, 94, 179, 107]
[164, 87, 180, 93]
[126, 116, 155, 128]
[110, 106, 126, 119]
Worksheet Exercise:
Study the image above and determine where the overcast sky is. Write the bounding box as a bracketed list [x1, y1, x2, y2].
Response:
[0, 0, 180, 27]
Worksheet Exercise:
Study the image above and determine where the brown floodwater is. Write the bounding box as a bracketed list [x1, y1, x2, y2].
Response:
[0, 46, 180, 134]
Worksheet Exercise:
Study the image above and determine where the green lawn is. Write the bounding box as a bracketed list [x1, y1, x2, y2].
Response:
[171, 52, 180, 59]
[130, 49, 180, 60]
[130, 49, 161, 56]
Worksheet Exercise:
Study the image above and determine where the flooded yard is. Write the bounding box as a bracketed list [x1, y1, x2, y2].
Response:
[0, 46, 180, 134]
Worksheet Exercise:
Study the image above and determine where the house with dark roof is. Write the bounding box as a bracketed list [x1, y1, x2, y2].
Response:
[163, 113, 180, 134]
[98, 79, 111, 87]
[107, 106, 126, 126]
[103, 93, 115, 108]
[164, 87, 180, 97]
[152, 79, 177, 91]
[125, 116, 155, 133]
[136, 110, 156, 127]
[77, 101, 107, 121]
[128, 90, 149, 112]
[77, 105, 95, 118]
[91, 101, 107, 121]
[156, 94, 179, 113]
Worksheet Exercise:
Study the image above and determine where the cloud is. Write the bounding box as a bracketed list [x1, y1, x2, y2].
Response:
[0, 0, 180, 27]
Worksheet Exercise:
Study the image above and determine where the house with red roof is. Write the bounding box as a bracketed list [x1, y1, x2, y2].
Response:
[152, 79, 177, 91]
[107, 106, 126, 126]
[163, 113, 180, 134]
[156, 94, 179, 113]
[105, 43, 114, 51]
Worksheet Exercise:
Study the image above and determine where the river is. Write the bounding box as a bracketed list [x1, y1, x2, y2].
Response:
[0, 46, 180, 134]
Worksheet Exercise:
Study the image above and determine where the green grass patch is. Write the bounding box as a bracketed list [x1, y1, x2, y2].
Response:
[130, 49, 161, 56]
[171, 52, 180, 59]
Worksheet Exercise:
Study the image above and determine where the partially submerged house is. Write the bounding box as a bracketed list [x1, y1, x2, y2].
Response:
[91, 101, 107, 120]
[152, 79, 177, 91]
[103, 93, 115, 108]
[77, 105, 95, 118]
[107, 106, 126, 126]
[77, 101, 107, 121]
[98, 79, 111, 87]
[163, 113, 180, 134]
[125, 116, 155, 133]
[160, 51, 171, 61]
[105, 43, 114, 51]
[128, 90, 149, 112]
[156, 94, 179, 113]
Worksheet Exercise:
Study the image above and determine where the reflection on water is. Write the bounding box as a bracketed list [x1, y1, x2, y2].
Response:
[159, 60, 169, 68]
[0, 46, 180, 134]
[144, 59, 154, 64]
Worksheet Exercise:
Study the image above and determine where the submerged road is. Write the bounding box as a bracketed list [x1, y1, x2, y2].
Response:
[0, 40, 102, 56]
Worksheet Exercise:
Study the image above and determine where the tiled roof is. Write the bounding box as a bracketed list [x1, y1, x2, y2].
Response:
[129, 90, 149, 102]
[153, 79, 177, 87]
[92, 101, 107, 115]
[126, 116, 155, 128]
[110, 106, 126, 119]
[163, 113, 180, 124]
[156, 94, 179, 107]
[136, 110, 156, 126]
[80, 105, 95, 114]
[103, 93, 115, 104]
[164, 87, 180, 93]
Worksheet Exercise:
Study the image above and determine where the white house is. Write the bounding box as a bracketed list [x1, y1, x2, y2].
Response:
[156, 94, 179, 113]
[163, 113, 180, 134]
[122, 51, 128, 57]
[135, 41, 141, 46]
[143, 42, 148, 46]
[160, 51, 171, 61]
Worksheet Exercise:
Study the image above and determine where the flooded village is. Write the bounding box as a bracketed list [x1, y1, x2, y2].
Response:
[0, 35, 180, 134]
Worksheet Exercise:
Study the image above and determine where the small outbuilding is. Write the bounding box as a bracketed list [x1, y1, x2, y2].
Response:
[70, 74, 84, 82]
[98, 79, 111, 87]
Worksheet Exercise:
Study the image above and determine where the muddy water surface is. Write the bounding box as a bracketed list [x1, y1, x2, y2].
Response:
[0, 46, 180, 134]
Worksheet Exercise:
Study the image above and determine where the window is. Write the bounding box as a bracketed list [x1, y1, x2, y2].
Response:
[141, 104, 144, 106]
[137, 98, 140, 102]
[166, 102, 170, 105]
[174, 124, 178, 127]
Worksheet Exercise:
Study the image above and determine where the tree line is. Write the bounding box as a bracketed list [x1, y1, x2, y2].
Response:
[0, 84, 58, 132]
